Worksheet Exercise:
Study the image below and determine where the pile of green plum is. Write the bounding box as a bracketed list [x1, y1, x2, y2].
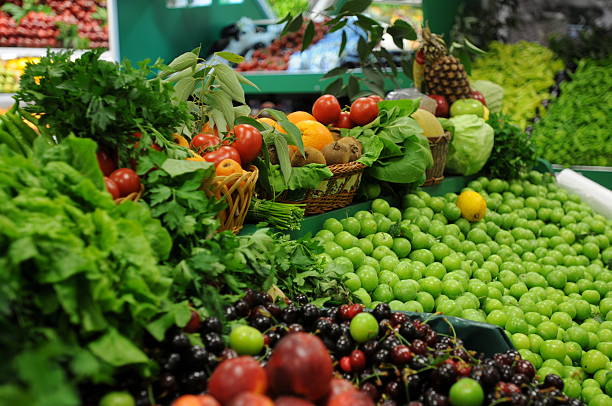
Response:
[314, 171, 612, 405]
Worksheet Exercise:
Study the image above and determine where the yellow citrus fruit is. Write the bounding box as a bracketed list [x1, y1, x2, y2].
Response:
[257, 117, 286, 133]
[295, 120, 334, 151]
[482, 106, 490, 121]
[411, 108, 444, 137]
[287, 111, 316, 124]
[456, 190, 487, 222]
[173, 133, 190, 148]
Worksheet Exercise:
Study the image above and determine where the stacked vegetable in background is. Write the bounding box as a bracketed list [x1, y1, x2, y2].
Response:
[532, 58, 612, 167]
[470, 41, 564, 129]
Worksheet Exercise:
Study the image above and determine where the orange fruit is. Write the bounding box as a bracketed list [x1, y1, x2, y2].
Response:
[287, 111, 316, 124]
[173, 133, 190, 148]
[296, 120, 334, 151]
[257, 117, 286, 133]
[215, 159, 244, 177]
[186, 151, 206, 161]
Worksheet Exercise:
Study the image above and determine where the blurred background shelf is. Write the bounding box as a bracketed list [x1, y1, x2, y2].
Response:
[0, 47, 113, 60]
[242, 70, 412, 94]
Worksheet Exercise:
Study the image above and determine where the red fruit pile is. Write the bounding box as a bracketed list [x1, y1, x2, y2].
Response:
[0, 0, 108, 48]
[236, 21, 329, 72]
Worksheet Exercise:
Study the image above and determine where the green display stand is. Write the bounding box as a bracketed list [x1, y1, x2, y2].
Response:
[422, 0, 462, 40]
[243, 71, 413, 95]
[405, 312, 513, 357]
[116, 0, 270, 63]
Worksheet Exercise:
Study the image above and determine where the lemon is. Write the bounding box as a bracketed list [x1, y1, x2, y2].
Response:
[456, 191, 487, 222]
[411, 109, 445, 138]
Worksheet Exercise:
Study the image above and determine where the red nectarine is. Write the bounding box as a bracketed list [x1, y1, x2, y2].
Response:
[227, 392, 274, 406]
[327, 390, 375, 406]
[275, 396, 316, 406]
[208, 356, 267, 405]
[266, 333, 333, 401]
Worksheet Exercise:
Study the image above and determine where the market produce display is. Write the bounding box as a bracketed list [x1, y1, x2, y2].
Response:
[314, 173, 612, 404]
[532, 58, 612, 167]
[470, 42, 564, 129]
[0, 10, 611, 406]
[0, 0, 108, 48]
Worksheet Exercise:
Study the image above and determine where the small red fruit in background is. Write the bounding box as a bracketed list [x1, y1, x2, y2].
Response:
[183, 310, 201, 333]
[97, 149, 117, 176]
[232, 124, 263, 164]
[313, 94, 341, 125]
[109, 168, 141, 197]
[368, 95, 383, 103]
[208, 356, 267, 405]
[415, 49, 425, 65]
[349, 350, 366, 371]
[332, 111, 353, 129]
[349, 97, 379, 126]
[428, 95, 450, 117]
[469, 90, 487, 106]
[104, 177, 121, 200]
[133, 132, 162, 151]
[172, 394, 220, 406]
[340, 356, 352, 372]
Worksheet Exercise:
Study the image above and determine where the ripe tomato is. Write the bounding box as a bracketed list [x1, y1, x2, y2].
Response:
[349, 97, 379, 126]
[312, 94, 341, 125]
[368, 95, 384, 103]
[203, 146, 242, 167]
[332, 111, 354, 129]
[109, 168, 141, 197]
[191, 133, 220, 153]
[232, 124, 262, 163]
[97, 149, 117, 176]
[104, 177, 121, 200]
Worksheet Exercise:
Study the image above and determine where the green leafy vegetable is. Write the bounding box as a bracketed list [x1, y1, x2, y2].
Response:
[482, 112, 536, 179]
[446, 114, 494, 176]
[266, 163, 333, 195]
[532, 58, 612, 166]
[471, 41, 563, 128]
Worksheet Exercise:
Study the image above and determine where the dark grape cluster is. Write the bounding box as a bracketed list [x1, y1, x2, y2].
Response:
[86, 291, 586, 406]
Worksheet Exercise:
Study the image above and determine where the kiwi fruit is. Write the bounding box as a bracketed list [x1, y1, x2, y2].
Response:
[337, 137, 363, 161]
[322, 141, 350, 165]
[291, 146, 326, 166]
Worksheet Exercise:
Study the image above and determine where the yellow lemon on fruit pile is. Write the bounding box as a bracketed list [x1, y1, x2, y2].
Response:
[456, 190, 487, 222]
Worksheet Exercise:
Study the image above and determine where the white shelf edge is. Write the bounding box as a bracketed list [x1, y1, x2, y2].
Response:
[0, 47, 113, 60]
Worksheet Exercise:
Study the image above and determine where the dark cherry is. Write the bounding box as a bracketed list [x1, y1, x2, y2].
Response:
[379, 318, 393, 331]
[189, 345, 208, 365]
[374, 348, 390, 363]
[362, 340, 379, 358]
[301, 303, 319, 321]
[251, 314, 273, 331]
[159, 373, 176, 390]
[361, 381, 379, 401]
[170, 333, 190, 351]
[411, 339, 428, 355]
[499, 364, 514, 381]
[224, 305, 237, 320]
[294, 293, 308, 304]
[328, 323, 342, 339]
[201, 317, 222, 334]
[372, 303, 391, 321]
[281, 305, 300, 324]
[385, 381, 402, 400]
[203, 332, 224, 354]
[163, 353, 181, 371]
[287, 323, 304, 334]
[391, 345, 413, 365]
[382, 336, 401, 351]
[335, 335, 352, 355]
[390, 312, 408, 326]
[543, 374, 564, 390]
[480, 365, 501, 388]
[181, 370, 206, 393]
[512, 393, 528, 406]
[399, 321, 418, 340]
[409, 355, 429, 370]
[254, 291, 272, 305]
[234, 299, 250, 317]
[514, 360, 535, 379]
[350, 349, 366, 371]
[220, 348, 238, 360]
[425, 330, 438, 346]
[267, 303, 282, 318]
[511, 373, 529, 386]
[314, 317, 333, 335]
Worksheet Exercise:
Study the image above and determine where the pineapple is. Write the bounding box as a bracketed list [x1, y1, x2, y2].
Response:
[420, 28, 471, 104]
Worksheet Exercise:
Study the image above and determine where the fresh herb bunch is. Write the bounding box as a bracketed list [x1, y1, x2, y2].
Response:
[16, 49, 192, 166]
[482, 112, 536, 180]
[0, 137, 187, 406]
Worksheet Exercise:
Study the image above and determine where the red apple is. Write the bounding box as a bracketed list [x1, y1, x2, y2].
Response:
[208, 357, 267, 405]
[428, 94, 449, 117]
[469, 90, 487, 106]
[266, 333, 333, 401]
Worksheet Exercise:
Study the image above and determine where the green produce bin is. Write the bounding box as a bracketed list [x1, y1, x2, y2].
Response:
[404, 312, 513, 357]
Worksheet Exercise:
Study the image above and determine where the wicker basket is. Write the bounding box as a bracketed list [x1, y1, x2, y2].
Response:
[114, 185, 144, 204]
[424, 131, 452, 186]
[277, 161, 366, 215]
[204, 166, 259, 234]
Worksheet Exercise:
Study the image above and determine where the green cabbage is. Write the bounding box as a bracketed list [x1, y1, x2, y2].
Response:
[446, 115, 494, 176]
